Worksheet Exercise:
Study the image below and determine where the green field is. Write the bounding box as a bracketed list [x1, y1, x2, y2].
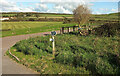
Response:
[92, 13, 119, 21]
[1, 12, 119, 37]
[1, 21, 76, 37]
[1, 21, 102, 37]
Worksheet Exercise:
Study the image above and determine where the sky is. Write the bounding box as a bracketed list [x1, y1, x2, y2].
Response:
[0, 0, 120, 14]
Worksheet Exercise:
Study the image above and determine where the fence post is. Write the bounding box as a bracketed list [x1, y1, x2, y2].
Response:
[52, 36, 55, 58]
[67, 27, 70, 33]
[88, 26, 91, 35]
[73, 26, 75, 32]
[60, 28, 62, 34]
[62, 27, 64, 34]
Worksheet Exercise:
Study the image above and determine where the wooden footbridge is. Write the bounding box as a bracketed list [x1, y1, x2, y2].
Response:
[60, 25, 92, 35]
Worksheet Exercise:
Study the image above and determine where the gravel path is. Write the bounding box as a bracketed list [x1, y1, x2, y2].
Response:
[1, 31, 60, 74]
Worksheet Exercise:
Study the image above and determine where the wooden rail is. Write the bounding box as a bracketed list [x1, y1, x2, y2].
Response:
[60, 26, 79, 34]
[60, 25, 92, 35]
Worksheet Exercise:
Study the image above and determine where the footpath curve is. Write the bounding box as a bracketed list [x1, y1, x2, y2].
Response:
[1, 31, 60, 74]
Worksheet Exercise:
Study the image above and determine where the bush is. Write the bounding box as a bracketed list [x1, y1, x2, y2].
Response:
[95, 58, 116, 74]
[29, 18, 35, 21]
[63, 17, 72, 24]
[93, 23, 120, 37]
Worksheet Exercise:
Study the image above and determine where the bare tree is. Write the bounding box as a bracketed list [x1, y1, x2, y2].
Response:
[73, 5, 91, 28]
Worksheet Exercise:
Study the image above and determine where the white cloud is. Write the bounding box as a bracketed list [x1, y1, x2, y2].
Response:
[36, 3, 48, 9]
[33, 3, 48, 12]
[1, 0, 87, 13]
[57, 3, 80, 10]
[97, 8, 118, 14]
[53, 5, 71, 13]
[99, 8, 109, 12]
[20, 8, 35, 12]
[0, 0, 34, 12]
[111, 8, 118, 12]
[0, 0, 119, 14]
[44, 5, 71, 13]
[0, 0, 20, 12]
[47, 1, 90, 14]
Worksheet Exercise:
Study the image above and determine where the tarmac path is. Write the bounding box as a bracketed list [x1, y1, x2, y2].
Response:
[1, 31, 60, 74]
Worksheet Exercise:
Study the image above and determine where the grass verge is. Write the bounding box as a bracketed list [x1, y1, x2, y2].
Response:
[7, 34, 120, 74]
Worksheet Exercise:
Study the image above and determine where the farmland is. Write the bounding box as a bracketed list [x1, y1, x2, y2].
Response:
[1, 12, 119, 37]
[1, 22, 76, 37]
[2, 12, 119, 21]
[93, 13, 119, 21]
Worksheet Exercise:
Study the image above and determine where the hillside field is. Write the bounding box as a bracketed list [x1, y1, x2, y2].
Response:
[1, 22, 76, 37]
[1, 12, 119, 37]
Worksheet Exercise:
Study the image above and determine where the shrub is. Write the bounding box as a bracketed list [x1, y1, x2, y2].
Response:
[95, 58, 116, 74]
[63, 17, 72, 24]
[29, 18, 35, 21]
[3, 15, 9, 17]
[93, 23, 120, 37]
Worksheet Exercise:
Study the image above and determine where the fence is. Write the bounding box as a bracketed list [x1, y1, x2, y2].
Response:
[60, 25, 92, 35]
[60, 26, 79, 34]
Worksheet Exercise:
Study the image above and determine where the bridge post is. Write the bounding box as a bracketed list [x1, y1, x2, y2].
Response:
[67, 27, 70, 33]
[62, 27, 64, 34]
[73, 26, 75, 32]
[60, 28, 62, 34]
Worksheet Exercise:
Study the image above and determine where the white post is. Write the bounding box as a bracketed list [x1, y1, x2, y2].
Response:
[52, 36, 55, 57]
